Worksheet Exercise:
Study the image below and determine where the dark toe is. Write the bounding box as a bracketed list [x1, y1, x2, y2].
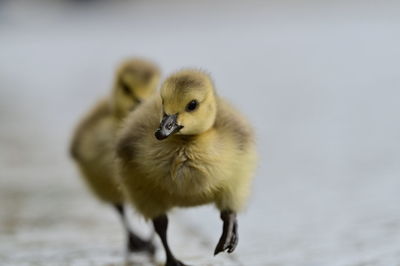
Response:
[214, 238, 228, 255]
[228, 232, 238, 253]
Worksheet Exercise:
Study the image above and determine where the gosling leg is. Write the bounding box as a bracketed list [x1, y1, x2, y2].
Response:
[153, 214, 188, 266]
[113, 204, 155, 255]
[214, 210, 238, 255]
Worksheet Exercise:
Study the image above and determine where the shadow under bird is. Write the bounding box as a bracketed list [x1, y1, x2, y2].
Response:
[70, 58, 160, 255]
[116, 69, 257, 266]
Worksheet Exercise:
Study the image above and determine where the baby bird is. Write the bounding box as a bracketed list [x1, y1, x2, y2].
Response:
[116, 69, 257, 266]
[70, 58, 160, 255]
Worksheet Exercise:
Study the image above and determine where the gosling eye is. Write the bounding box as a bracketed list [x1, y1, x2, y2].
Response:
[186, 100, 198, 112]
[120, 81, 131, 95]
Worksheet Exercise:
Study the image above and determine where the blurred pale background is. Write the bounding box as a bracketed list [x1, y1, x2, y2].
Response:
[1, 0, 400, 265]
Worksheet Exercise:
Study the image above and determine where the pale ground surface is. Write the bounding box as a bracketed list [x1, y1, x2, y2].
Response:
[1, 0, 400, 265]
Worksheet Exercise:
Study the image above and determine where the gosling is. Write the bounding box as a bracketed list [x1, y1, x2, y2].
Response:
[116, 69, 257, 266]
[70, 58, 160, 255]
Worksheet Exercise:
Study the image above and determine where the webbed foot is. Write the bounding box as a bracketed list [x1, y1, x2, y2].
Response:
[214, 210, 238, 255]
[127, 232, 156, 255]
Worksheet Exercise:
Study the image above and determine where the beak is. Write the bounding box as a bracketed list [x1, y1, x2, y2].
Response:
[154, 113, 183, 140]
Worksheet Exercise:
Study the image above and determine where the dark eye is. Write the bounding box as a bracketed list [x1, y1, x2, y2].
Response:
[120, 81, 131, 95]
[186, 100, 198, 112]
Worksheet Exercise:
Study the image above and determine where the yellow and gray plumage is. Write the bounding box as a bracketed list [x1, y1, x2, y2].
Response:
[70, 58, 161, 254]
[116, 69, 257, 265]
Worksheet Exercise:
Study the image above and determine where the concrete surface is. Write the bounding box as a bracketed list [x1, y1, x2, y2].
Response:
[1, 0, 400, 265]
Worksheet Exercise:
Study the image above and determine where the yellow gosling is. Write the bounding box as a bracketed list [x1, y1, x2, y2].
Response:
[70, 58, 160, 255]
[116, 69, 257, 266]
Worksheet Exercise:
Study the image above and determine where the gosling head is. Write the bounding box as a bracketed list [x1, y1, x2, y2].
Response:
[112, 58, 160, 117]
[155, 69, 217, 140]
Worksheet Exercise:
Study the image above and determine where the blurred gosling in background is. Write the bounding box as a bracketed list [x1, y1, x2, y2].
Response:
[70, 58, 160, 255]
[116, 69, 257, 266]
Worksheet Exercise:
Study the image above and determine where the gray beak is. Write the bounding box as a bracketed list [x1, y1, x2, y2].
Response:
[154, 114, 183, 140]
